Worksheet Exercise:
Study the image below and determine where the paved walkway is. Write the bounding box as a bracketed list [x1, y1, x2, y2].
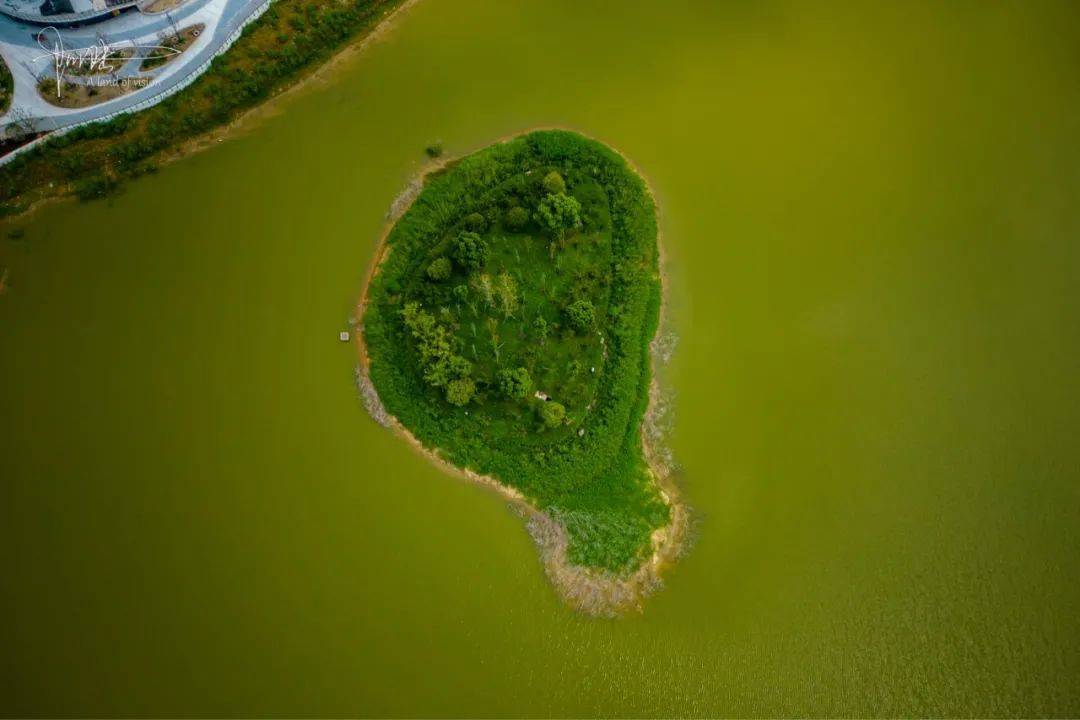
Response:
[0, 0, 265, 133]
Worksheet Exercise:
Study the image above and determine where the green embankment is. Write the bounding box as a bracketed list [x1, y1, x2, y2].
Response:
[364, 130, 668, 572]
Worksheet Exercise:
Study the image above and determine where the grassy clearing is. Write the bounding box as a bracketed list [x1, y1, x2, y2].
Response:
[364, 130, 667, 573]
[0, 0, 407, 215]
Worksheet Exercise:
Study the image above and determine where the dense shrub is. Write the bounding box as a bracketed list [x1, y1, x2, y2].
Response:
[498, 367, 534, 399]
[535, 192, 582, 240]
[542, 170, 566, 195]
[446, 377, 476, 406]
[465, 212, 486, 231]
[539, 401, 566, 429]
[426, 256, 452, 281]
[505, 205, 529, 230]
[565, 299, 595, 333]
[452, 231, 489, 270]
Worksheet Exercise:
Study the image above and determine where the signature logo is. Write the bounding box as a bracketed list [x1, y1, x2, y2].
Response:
[33, 26, 182, 97]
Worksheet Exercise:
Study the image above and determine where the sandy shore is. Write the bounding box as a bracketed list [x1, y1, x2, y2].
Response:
[353, 133, 689, 617]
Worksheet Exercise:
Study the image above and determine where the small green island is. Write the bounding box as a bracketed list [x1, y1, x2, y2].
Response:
[359, 130, 682, 612]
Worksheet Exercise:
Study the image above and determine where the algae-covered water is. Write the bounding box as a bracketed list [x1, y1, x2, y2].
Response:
[2, 0, 1078, 715]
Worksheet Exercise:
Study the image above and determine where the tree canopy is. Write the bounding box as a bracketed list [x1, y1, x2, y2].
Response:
[505, 206, 529, 230]
[426, 256, 452, 281]
[539, 401, 566, 428]
[498, 367, 534, 399]
[452, 231, 489, 270]
[542, 170, 566, 195]
[535, 192, 582, 240]
[565, 299, 596, 332]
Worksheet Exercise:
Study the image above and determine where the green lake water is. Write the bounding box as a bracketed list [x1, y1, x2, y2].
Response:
[2, 0, 1079, 715]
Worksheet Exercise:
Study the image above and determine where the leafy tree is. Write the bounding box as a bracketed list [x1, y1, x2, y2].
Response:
[465, 212, 486, 231]
[498, 367, 533, 400]
[400, 302, 431, 333]
[453, 231, 489, 270]
[564, 299, 595, 332]
[401, 302, 450, 364]
[533, 315, 549, 344]
[449, 355, 471, 376]
[445, 377, 476, 407]
[424, 353, 471, 389]
[542, 170, 566, 195]
[470, 272, 495, 308]
[505, 205, 529, 230]
[400, 302, 471, 391]
[452, 284, 469, 303]
[539, 401, 566, 429]
[535, 193, 582, 240]
[426, 256, 452, 281]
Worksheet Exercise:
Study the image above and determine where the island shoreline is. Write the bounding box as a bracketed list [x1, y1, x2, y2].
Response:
[353, 130, 688, 617]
